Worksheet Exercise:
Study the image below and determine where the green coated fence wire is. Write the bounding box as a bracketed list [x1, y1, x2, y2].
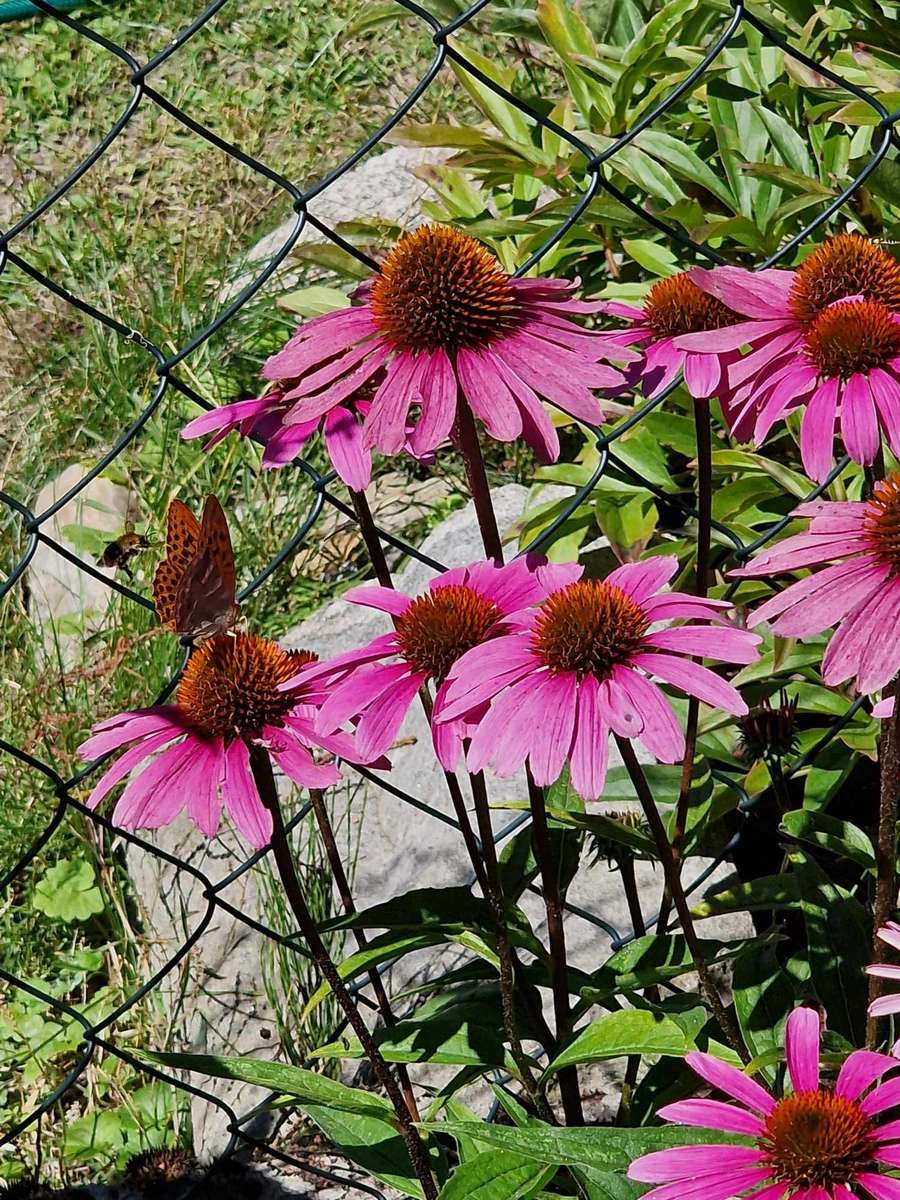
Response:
[0, 0, 89, 24]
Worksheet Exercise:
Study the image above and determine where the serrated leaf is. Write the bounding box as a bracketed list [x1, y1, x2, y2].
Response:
[313, 1010, 512, 1070]
[302, 932, 443, 1019]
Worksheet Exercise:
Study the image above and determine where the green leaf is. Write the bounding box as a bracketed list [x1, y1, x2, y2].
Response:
[139, 1052, 395, 1120]
[321, 886, 488, 933]
[438, 1150, 556, 1200]
[595, 490, 658, 562]
[33, 859, 104, 924]
[312, 1009, 511, 1070]
[582, 934, 764, 1002]
[494, 804, 655, 859]
[635, 129, 735, 211]
[425, 1123, 748, 1169]
[139, 1052, 425, 1196]
[781, 810, 876, 870]
[792, 852, 869, 1045]
[302, 932, 443, 1018]
[712, 450, 812, 500]
[732, 944, 794, 1071]
[614, 145, 683, 205]
[691, 874, 801, 919]
[620, 238, 679, 277]
[544, 1010, 694, 1077]
[290, 242, 371, 280]
[450, 49, 532, 142]
[571, 1167, 644, 1200]
[737, 162, 833, 197]
[277, 286, 350, 317]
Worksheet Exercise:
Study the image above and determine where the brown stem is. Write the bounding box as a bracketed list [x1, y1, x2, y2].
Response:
[619, 855, 646, 939]
[307, 788, 420, 1122]
[454, 402, 504, 564]
[660, 398, 713, 934]
[350, 488, 487, 893]
[526, 770, 584, 1125]
[868, 677, 900, 1048]
[615, 736, 749, 1063]
[250, 748, 437, 1199]
[469, 770, 553, 1120]
[615, 854, 646, 1126]
[351, 489, 393, 589]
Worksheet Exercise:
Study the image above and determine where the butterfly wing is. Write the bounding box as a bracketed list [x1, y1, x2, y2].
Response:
[173, 495, 240, 641]
[153, 499, 201, 628]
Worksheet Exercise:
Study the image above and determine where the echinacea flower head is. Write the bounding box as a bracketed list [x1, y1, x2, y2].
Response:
[736, 689, 799, 763]
[867, 923, 900, 1042]
[249, 224, 631, 467]
[735, 477, 900, 695]
[435, 556, 759, 799]
[283, 556, 580, 768]
[595, 271, 743, 399]
[629, 1006, 900, 1200]
[78, 633, 367, 847]
[678, 234, 900, 480]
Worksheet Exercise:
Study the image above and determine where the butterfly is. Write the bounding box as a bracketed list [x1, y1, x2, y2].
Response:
[153, 495, 241, 642]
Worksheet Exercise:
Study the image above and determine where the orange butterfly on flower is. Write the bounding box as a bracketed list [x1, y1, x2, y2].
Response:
[153, 495, 241, 643]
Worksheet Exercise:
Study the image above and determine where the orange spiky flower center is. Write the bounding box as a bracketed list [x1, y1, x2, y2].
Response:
[864, 473, 900, 573]
[789, 234, 900, 326]
[393, 585, 502, 683]
[370, 224, 520, 353]
[643, 273, 738, 338]
[804, 299, 900, 379]
[176, 633, 315, 739]
[531, 580, 649, 679]
[759, 1090, 876, 1191]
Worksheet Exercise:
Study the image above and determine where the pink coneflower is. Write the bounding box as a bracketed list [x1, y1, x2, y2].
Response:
[181, 367, 379, 490]
[734, 476, 900, 695]
[434, 556, 759, 799]
[677, 234, 900, 480]
[78, 634, 367, 847]
[282, 557, 580, 768]
[629, 1006, 900, 1200]
[248, 224, 632, 466]
[594, 272, 747, 398]
[868, 924, 900, 1054]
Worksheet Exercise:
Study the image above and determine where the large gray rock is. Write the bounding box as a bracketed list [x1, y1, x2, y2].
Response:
[223, 145, 450, 301]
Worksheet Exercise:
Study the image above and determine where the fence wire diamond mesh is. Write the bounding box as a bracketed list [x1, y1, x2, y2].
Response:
[1, 0, 899, 1191]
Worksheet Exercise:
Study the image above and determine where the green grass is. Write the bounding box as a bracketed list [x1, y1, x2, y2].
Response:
[0, 0, 475, 1178]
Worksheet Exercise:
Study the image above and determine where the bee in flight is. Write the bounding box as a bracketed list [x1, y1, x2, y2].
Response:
[98, 522, 152, 579]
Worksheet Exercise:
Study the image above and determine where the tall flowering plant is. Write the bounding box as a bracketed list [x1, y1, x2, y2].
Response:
[77, 209, 900, 1200]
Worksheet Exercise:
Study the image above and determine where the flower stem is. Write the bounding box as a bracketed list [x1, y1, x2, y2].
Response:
[349, 487, 488, 894]
[455, 402, 504, 564]
[307, 788, 420, 1122]
[868, 677, 900, 1048]
[526, 769, 583, 1125]
[615, 854, 646, 1126]
[350, 488, 393, 589]
[469, 769, 553, 1121]
[660, 396, 713, 935]
[614, 735, 749, 1064]
[249, 748, 437, 1199]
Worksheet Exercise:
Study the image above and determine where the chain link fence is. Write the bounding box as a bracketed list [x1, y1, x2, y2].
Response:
[1, 0, 899, 1191]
